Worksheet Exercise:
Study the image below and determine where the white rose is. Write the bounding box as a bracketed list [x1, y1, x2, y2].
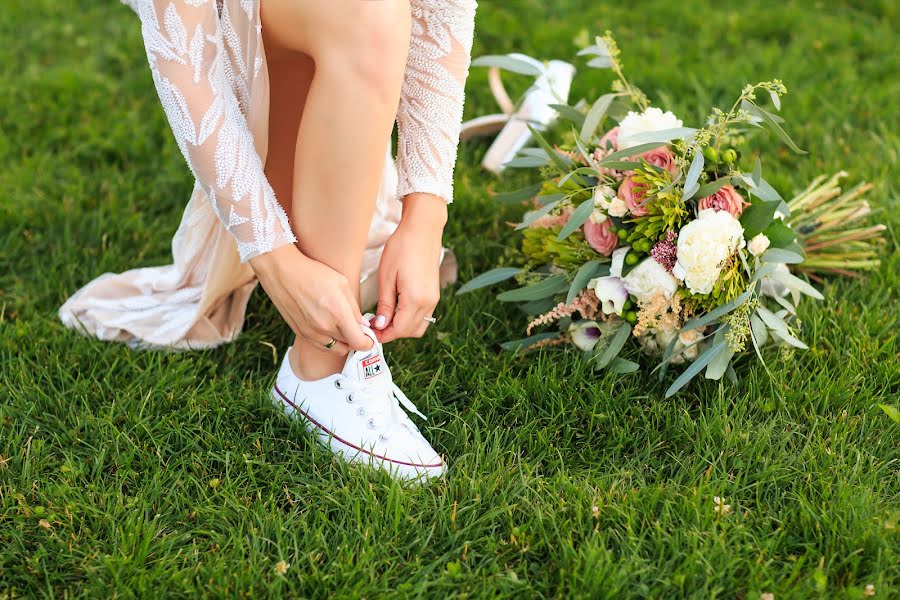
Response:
[623, 258, 679, 304]
[617, 107, 684, 150]
[608, 197, 629, 218]
[748, 233, 771, 256]
[569, 320, 602, 351]
[593, 185, 616, 209]
[588, 276, 628, 315]
[672, 209, 746, 295]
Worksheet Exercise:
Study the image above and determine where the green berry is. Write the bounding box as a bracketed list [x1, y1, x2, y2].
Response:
[703, 146, 718, 162]
[623, 299, 634, 311]
[722, 148, 737, 164]
[624, 311, 638, 324]
[625, 252, 639, 266]
[608, 224, 618, 233]
[617, 228, 629, 240]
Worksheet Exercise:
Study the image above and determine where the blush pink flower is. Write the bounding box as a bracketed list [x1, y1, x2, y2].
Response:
[638, 146, 678, 176]
[698, 184, 749, 218]
[598, 126, 620, 150]
[583, 216, 618, 256]
[618, 176, 652, 217]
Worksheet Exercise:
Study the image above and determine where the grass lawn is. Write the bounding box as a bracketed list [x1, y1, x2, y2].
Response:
[1, 0, 898, 597]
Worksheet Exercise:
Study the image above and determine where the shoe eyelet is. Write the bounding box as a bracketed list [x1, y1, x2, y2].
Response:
[366, 418, 377, 430]
[378, 434, 389, 442]
[356, 407, 367, 417]
[346, 393, 354, 403]
[334, 380, 343, 389]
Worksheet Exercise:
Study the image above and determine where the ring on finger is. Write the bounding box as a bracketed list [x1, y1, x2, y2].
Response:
[323, 337, 337, 349]
[423, 316, 437, 324]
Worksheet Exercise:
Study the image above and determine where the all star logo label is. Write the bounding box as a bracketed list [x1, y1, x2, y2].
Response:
[359, 354, 384, 380]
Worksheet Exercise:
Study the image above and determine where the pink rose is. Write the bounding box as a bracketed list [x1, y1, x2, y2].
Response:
[637, 146, 678, 176]
[598, 126, 620, 150]
[698, 184, 749, 218]
[583, 216, 618, 256]
[617, 176, 652, 217]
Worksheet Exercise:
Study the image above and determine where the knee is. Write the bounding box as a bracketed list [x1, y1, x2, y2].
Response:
[320, 2, 411, 101]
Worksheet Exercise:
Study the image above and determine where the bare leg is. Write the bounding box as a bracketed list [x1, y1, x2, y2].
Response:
[261, 0, 411, 380]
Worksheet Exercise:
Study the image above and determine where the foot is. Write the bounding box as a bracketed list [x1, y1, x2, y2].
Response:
[271, 323, 445, 482]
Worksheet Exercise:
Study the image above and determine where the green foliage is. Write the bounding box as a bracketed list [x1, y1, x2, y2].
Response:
[626, 166, 690, 243]
[521, 226, 598, 271]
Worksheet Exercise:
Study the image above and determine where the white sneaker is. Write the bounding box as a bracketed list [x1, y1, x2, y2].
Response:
[271, 325, 446, 482]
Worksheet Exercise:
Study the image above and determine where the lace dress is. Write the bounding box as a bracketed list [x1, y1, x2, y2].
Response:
[59, 0, 476, 349]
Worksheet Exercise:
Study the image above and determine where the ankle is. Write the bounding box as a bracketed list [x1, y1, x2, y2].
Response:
[289, 339, 345, 381]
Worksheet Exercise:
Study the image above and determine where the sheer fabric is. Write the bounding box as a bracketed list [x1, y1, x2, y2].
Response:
[59, 0, 475, 349]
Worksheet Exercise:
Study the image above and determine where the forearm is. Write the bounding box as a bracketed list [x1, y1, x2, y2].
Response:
[400, 192, 448, 234]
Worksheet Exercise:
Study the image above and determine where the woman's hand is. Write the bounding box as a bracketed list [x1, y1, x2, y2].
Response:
[249, 245, 373, 355]
[373, 193, 448, 343]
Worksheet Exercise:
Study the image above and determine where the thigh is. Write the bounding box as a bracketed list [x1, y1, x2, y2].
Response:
[260, 0, 410, 62]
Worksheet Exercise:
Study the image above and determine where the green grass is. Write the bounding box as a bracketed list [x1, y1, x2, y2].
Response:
[1, 0, 898, 597]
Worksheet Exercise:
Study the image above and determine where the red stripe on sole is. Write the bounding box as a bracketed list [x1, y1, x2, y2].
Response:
[274, 384, 443, 470]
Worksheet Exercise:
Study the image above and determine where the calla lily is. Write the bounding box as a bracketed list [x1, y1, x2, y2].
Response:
[588, 276, 629, 315]
[569, 320, 603, 351]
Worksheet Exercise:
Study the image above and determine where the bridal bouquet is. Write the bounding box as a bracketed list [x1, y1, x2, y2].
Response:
[460, 34, 885, 396]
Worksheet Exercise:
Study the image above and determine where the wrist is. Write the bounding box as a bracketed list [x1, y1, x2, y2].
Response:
[249, 243, 306, 275]
[401, 193, 448, 231]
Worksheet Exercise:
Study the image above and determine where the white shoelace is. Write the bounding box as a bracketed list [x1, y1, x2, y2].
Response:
[336, 377, 428, 442]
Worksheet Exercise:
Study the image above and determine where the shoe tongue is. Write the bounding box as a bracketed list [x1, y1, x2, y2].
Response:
[342, 326, 391, 387]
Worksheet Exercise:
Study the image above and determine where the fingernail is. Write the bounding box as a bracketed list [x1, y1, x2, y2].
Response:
[374, 315, 387, 329]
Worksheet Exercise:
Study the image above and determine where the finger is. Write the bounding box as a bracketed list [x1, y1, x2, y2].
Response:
[300, 327, 351, 356]
[336, 304, 375, 352]
[378, 304, 418, 343]
[374, 274, 397, 330]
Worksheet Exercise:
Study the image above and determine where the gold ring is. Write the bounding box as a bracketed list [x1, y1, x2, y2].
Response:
[323, 338, 336, 349]
[423, 316, 437, 324]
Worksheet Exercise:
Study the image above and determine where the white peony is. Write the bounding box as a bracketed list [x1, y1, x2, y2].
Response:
[588, 276, 628, 315]
[607, 197, 629, 217]
[617, 107, 684, 150]
[623, 258, 679, 304]
[672, 209, 746, 295]
[748, 233, 771, 256]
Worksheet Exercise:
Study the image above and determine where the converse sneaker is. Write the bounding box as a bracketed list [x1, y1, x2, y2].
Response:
[271, 326, 445, 482]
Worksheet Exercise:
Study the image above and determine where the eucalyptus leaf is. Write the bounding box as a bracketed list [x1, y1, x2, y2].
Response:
[471, 54, 543, 76]
[492, 183, 543, 204]
[594, 322, 632, 370]
[761, 248, 804, 264]
[741, 100, 806, 154]
[497, 274, 568, 302]
[528, 124, 576, 173]
[705, 341, 736, 381]
[595, 142, 667, 165]
[456, 267, 522, 295]
[769, 270, 824, 300]
[566, 260, 601, 304]
[665, 340, 728, 397]
[505, 155, 550, 168]
[683, 150, 705, 199]
[500, 332, 561, 352]
[549, 103, 585, 128]
[695, 176, 733, 198]
[770, 328, 809, 350]
[617, 127, 697, 146]
[740, 198, 780, 238]
[609, 358, 640, 374]
[557, 198, 596, 240]
[750, 313, 769, 347]
[683, 287, 754, 330]
[769, 89, 781, 110]
[657, 334, 680, 382]
[752, 157, 762, 187]
[580, 94, 615, 142]
[515, 199, 560, 230]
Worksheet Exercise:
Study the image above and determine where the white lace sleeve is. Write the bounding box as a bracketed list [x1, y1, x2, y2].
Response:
[396, 0, 477, 204]
[133, 0, 295, 262]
